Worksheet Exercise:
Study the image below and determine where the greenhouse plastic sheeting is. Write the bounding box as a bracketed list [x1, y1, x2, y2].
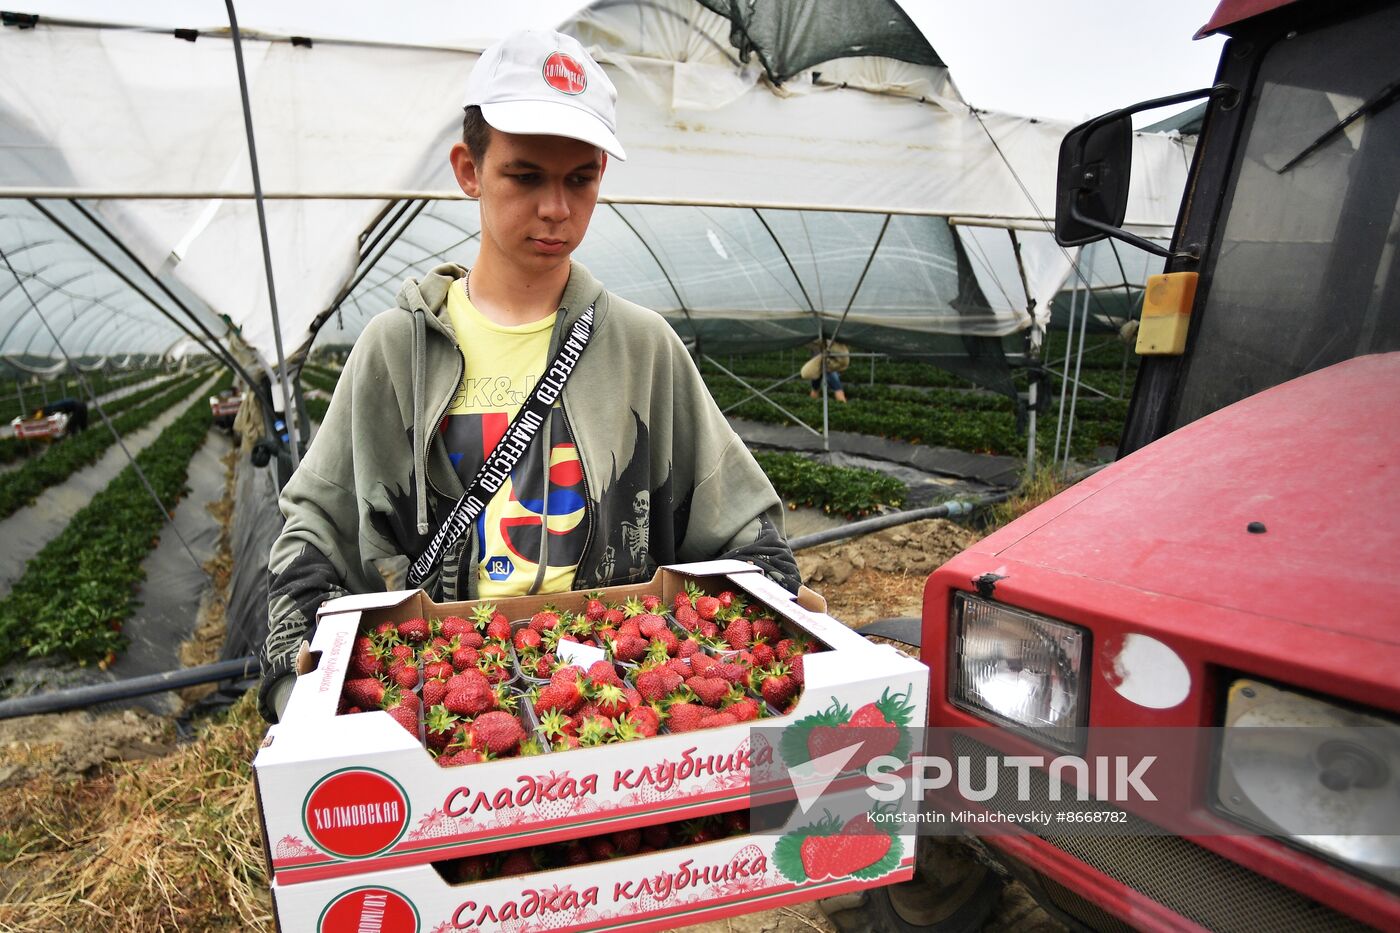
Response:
[0, 0, 1192, 370]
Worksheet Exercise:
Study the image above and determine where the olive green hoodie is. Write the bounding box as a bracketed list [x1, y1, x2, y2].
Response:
[259, 261, 798, 720]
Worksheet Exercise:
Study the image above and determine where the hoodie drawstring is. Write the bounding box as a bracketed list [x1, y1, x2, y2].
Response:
[412, 306, 429, 535]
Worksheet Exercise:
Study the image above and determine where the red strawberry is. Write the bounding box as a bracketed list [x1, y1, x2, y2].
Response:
[513, 627, 542, 652]
[789, 654, 805, 685]
[694, 595, 721, 620]
[751, 643, 776, 668]
[610, 634, 647, 663]
[388, 662, 419, 690]
[614, 828, 642, 855]
[674, 605, 700, 631]
[587, 660, 623, 688]
[712, 661, 747, 685]
[424, 705, 459, 750]
[666, 702, 708, 733]
[469, 710, 525, 755]
[717, 590, 737, 609]
[437, 747, 486, 767]
[486, 617, 511, 642]
[625, 706, 661, 737]
[499, 852, 536, 876]
[535, 682, 584, 715]
[641, 594, 663, 612]
[642, 823, 670, 849]
[381, 689, 420, 735]
[397, 617, 430, 644]
[451, 645, 480, 672]
[592, 683, 630, 720]
[342, 678, 386, 710]
[587, 836, 617, 861]
[424, 660, 453, 681]
[533, 653, 557, 678]
[752, 617, 781, 645]
[635, 668, 683, 704]
[725, 697, 762, 722]
[583, 594, 608, 621]
[458, 631, 485, 650]
[551, 665, 584, 688]
[440, 615, 474, 638]
[652, 630, 680, 656]
[685, 676, 729, 708]
[690, 653, 718, 675]
[604, 607, 626, 625]
[758, 669, 798, 709]
[699, 620, 720, 638]
[348, 637, 382, 678]
[677, 637, 703, 659]
[699, 711, 739, 729]
[530, 609, 561, 632]
[561, 841, 591, 865]
[444, 670, 496, 717]
[636, 614, 670, 639]
[722, 618, 753, 650]
[673, 590, 693, 611]
[422, 677, 449, 708]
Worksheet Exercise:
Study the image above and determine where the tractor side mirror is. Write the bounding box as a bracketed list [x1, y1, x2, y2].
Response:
[1056, 115, 1133, 247]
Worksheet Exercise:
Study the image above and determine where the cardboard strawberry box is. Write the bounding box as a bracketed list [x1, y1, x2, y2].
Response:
[254, 560, 928, 886]
[269, 809, 917, 932]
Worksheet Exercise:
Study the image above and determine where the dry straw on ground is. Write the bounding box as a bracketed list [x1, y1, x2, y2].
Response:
[0, 692, 273, 932]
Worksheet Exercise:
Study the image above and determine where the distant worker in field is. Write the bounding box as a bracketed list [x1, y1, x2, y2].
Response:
[801, 339, 850, 403]
[258, 30, 798, 721]
[42, 398, 87, 432]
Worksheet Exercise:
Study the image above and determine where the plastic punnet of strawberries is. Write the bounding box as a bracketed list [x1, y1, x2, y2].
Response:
[340, 608, 538, 764]
[438, 810, 751, 883]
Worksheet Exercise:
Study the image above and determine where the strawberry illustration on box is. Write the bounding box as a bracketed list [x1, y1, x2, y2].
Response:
[254, 560, 927, 887]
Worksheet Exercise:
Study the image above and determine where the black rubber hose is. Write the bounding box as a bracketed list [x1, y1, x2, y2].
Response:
[0, 656, 257, 720]
[789, 490, 1014, 552]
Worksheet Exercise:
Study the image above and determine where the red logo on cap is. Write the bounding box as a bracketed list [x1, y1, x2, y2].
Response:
[542, 51, 587, 95]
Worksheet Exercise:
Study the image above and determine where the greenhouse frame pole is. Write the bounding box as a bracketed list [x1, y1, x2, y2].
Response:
[226, 0, 301, 470]
[1010, 229, 1038, 476]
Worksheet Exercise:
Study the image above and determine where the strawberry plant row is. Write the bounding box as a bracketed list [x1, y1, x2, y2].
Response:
[0, 372, 179, 466]
[0, 371, 209, 520]
[0, 367, 158, 423]
[0, 373, 234, 665]
[299, 365, 341, 394]
[303, 397, 329, 425]
[753, 451, 907, 518]
[707, 380, 1118, 458]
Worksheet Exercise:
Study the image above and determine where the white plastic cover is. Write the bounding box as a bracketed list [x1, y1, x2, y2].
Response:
[0, 0, 1193, 366]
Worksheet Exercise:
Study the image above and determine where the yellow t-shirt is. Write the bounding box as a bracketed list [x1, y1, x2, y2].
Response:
[441, 280, 587, 597]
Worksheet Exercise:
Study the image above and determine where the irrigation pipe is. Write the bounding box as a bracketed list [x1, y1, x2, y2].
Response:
[0, 657, 257, 720]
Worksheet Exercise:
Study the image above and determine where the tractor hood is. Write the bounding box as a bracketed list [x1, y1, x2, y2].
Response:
[976, 352, 1400, 647]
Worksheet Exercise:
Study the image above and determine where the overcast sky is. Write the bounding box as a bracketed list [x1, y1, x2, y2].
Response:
[18, 0, 1226, 123]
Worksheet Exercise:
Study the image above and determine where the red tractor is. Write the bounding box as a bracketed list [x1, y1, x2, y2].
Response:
[826, 1, 1400, 930]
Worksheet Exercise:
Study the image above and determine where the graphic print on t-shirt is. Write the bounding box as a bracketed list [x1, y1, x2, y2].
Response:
[440, 280, 587, 597]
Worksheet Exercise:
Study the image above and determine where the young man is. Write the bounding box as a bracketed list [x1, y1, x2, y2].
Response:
[258, 30, 799, 722]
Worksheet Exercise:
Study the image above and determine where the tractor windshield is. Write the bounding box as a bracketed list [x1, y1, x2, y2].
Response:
[1170, 2, 1400, 429]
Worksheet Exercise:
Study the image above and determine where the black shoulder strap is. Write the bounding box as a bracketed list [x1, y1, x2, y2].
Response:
[407, 303, 596, 589]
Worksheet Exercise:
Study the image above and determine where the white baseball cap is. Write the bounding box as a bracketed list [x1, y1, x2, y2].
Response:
[463, 30, 626, 161]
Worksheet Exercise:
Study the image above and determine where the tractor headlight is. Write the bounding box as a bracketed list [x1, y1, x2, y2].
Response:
[950, 593, 1089, 751]
[1216, 678, 1400, 888]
